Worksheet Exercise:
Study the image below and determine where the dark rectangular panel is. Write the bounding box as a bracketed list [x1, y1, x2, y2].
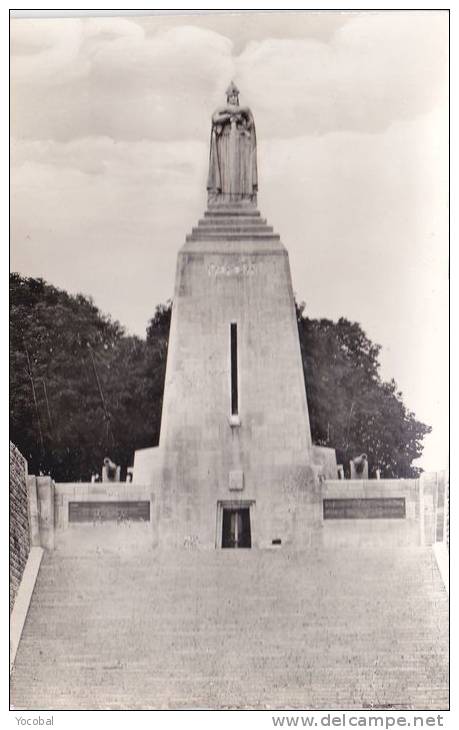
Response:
[323, 497, 406, 520]
[222, 508, 233, 548]
[68, 500, 150, 523]
[239, 507, 251, 548]
[230, 322, 238, 415]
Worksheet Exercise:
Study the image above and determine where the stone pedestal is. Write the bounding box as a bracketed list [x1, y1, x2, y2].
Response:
[102, 465, 121, 483]
[138, 205, 320, 548]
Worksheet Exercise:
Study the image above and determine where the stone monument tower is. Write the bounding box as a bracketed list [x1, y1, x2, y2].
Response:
[134, 84, 320, 548]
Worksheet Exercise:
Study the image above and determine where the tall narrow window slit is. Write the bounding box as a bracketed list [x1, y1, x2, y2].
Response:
[230, 323, 238, 416]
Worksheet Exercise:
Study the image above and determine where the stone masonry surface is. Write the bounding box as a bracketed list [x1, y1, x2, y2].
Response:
[10, 442, 30, 614]
[11, 525, 448, 710]
[152, 207, 317, 548]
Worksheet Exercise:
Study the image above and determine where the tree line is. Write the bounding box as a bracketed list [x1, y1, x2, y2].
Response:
[10, 273, 430, 481]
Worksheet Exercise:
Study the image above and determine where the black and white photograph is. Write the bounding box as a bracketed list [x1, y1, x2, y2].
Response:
[9, 8, 449, 715]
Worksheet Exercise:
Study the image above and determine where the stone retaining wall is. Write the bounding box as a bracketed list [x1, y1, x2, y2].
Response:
[25, 472, 446, 553]
[320, 479, 419, 547]
[320, 474, 444, 548]
[10, 442, 30, 613]
[54, 482, 154, 526]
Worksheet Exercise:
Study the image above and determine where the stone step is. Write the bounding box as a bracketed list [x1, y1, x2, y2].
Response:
[205, 209, 261, 217]
[192, 225, 274, 235]
[198, 218, 268, 227]
[11, 544, 448, 710]
[186, 232, 280, 242]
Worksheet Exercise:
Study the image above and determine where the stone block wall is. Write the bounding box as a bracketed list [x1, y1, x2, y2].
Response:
[155, 223, 316, 549]
[312, 445, 338, 479]
[321, 479, 421, 548]
[420, 471, 447, 547]
[10, 442, 30, 613]
[54, 482, 155, 530]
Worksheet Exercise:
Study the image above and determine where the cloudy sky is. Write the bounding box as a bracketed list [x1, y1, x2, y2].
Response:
[10, 10, 448, 471]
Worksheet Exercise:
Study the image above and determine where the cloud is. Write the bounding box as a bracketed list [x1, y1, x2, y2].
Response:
[132, 12, 350, 53]
[237, 11, 448, 137]
[11, 12, 447, 144]
[10, 18, 88, 84]
[11, 135, 206, 179]
[11, 18, 235, 142]
[10, 135, 208, 293]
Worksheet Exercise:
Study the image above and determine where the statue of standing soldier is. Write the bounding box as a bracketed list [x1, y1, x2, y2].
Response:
[207, 82, 258, 206]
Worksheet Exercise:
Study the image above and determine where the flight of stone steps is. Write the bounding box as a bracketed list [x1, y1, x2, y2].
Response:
[186, 206, 280, 242]
[11, 528, 448, 710]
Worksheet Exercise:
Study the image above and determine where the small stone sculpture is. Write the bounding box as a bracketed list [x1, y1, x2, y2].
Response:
[350, 453, 369, 480]
[102, 457, 121, 483]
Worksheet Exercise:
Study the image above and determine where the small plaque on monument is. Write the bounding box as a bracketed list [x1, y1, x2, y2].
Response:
[323, 497, 406, 520]
[68, 500, 150, 523]
[229, 470, 244, 491]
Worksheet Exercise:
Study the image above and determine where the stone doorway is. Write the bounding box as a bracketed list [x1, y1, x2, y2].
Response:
[217, 501, 254, 548]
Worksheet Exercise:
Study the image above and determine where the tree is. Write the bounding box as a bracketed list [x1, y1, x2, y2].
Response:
[10, 274, 165, 480]
[10, 274, 430, 481]
[296, 302, 431, 477]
